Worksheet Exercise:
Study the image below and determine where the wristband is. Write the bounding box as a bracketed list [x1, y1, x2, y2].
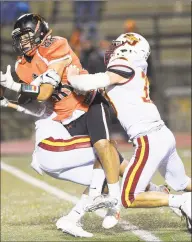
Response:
[20, 84, 40, 99]
[18, 84, 40, 104]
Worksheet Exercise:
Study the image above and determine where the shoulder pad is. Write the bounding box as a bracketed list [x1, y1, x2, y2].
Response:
[38, 37, 70, 63]
[107, 58, 135, 79]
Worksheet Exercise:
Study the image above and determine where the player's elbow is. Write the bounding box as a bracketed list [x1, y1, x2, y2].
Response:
[37, 84, 54, 101]
[37, 93, 51, 101]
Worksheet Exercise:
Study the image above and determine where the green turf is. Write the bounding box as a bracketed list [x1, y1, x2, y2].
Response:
[1, 149, 191, 241]
[1, 171, 139, 241]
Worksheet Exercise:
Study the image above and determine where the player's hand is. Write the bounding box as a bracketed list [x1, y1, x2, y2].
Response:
[66, 65, 80, 79]
[0, 96, 9, 107]
[0, 65, 14, 88]
[31, 69, 61, 88]
[0, 65, 21, 92]
[0, 71, 6, 82]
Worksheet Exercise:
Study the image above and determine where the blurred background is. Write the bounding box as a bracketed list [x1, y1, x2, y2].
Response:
[0, 0, 191, 145]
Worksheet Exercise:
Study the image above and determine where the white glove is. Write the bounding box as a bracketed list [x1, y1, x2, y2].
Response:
[31, 69, 61, 88]
[0, 65, 21, 92]
[67, 64, 80, 78]
[0, 97, 9, 107]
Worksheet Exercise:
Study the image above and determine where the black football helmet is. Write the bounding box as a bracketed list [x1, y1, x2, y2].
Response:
[12, 13, 50, 56]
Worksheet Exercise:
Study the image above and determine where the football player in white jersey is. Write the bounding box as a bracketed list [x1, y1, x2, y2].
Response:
[66, 33, 192, 233]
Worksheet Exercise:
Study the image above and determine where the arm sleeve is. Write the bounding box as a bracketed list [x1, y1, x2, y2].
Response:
[68, 73, 110, 92]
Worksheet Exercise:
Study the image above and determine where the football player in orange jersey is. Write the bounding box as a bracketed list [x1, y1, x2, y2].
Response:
[1, 13, 122, 228]
[1, 95, 173, 237]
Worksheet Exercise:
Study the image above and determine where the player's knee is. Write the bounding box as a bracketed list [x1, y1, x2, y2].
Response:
[35, 148, 59, 172]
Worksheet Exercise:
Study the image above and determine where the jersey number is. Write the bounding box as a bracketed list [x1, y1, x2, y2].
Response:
[141, 72, 152, 103]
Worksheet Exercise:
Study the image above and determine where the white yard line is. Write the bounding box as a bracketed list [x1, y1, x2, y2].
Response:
[1, 161, 161, 242]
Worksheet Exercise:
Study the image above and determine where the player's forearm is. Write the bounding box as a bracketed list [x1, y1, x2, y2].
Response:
[15, 83, 53, 104]
[4, 99, 44, 117]
[68, 73, 111, 91]
[68, 70, 126, 91]
[1, 97, 32, 114]
[37, 84, 54, 101]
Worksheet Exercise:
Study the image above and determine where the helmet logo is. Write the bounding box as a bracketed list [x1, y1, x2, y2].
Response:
[124, 34, 140, 46]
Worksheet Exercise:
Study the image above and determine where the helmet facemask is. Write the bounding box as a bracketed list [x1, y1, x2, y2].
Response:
[104, 41, 125, 66]
[104, 40, 136, 66]
[105, 33, 151, 66]
[12, 27, 41, 56]
[12, 14, 51, 57]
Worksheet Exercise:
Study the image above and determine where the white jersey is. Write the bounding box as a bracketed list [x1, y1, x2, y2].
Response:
[106, 58, 164, 140]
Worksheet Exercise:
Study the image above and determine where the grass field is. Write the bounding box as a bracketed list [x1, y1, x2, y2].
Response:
[1, 149, 191, 241]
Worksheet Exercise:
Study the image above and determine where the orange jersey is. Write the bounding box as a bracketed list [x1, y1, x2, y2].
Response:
[15, 36, 89, 121]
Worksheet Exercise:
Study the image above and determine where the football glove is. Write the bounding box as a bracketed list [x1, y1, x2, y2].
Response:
[0, 96, 9, 107]
[31, 69, 61, 88]
[0, 65, 21, 92]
